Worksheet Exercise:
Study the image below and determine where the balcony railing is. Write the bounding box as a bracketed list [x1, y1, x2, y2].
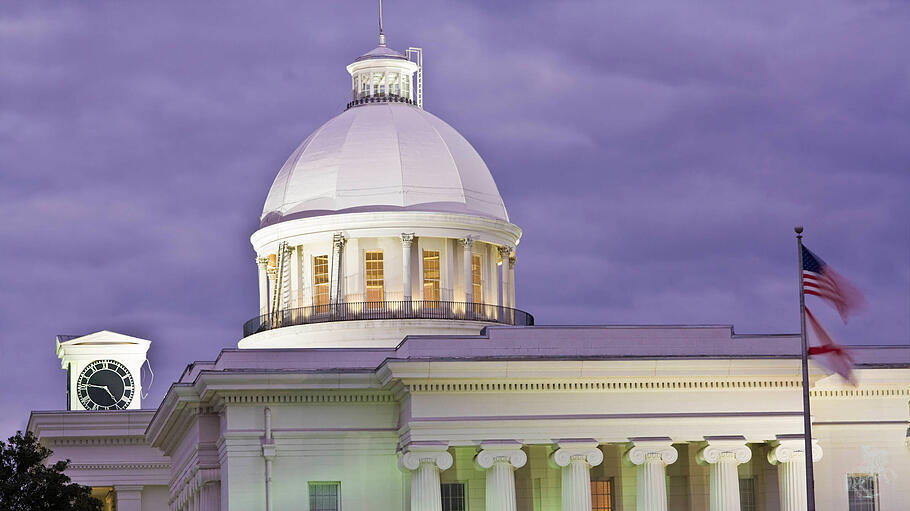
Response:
[242, 300, 534, 338]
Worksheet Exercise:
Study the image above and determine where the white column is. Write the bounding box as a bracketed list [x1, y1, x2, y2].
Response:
[508, 254, 516, 308]
[474, 442, 526, 511]
[399, 447, 453, 511]
[625, 438, 678, 511]
[402, 233, 415, 302]
[114, 485, 143, 511]
[697, 437, 752, 511]
[498, 246, 512, 308]
[767, 438, 823, 511]
[461, 237, 474, 304]
[257, 256, 269, 316]
[330, 233, 346, 304]
[550, 440, 604, 511]
[289, 245, 300, 309]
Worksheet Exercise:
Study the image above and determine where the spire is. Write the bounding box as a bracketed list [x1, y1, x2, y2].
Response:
[378, 0, 386, 46]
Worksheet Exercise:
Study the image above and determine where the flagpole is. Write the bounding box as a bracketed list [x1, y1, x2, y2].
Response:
[795, 225, 816, 511]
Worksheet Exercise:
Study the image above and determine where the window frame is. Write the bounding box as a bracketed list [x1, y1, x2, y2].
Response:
[590, 478, 614, 511]
[364, 250, 384, 306]
[422, 249, 441, 302]
[440, 481, 466, 511]
[847, 473, 878, 511]
[313, 254, 330, 308]
[308, 481, 341, 511]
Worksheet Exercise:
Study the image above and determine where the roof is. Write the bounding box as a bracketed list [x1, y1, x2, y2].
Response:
[354, 45, 408, 61]
[260, 103, 510, 226]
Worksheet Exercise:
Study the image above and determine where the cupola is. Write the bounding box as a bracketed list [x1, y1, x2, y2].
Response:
[242, 6, 530, 349]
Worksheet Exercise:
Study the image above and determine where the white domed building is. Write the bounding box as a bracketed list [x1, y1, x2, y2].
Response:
[25, 16, 910, 511]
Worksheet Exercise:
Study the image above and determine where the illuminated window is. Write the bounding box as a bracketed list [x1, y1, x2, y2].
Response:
[848, 474, 878, 511]
[313, 255, 329, 307]
[441, 483, 465, 511]
[309, 482, 340, 511]
[471, 254, 483, 303]
[365, 250, 384, 304]
[423, 250, 440, 301]
[739, 478, 755, 511]
[591, 479, 613, 511]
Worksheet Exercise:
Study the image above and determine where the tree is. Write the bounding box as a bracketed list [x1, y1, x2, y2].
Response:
[0, 430, 101, 511]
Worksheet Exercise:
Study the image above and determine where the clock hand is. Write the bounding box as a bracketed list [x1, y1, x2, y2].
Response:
[86, 384, 117, 401]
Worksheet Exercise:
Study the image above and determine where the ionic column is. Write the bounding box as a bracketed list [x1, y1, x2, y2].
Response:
[498, 246, 512, 308]
[257, 256, 269, 316]
[508, 254, 516, 307]
[550, 440, 603, 511]
[399, 447, 453, 511]
[697, 437, 752, 511]
[402, 233, 415, 301]
[114, 485, 143, 511]
[461, 237, 474, 304]
[625, 438, 678, 511]
[330, 233, 346, 304]
[474, 442, 526, 511]
[767, 437, 823, 511]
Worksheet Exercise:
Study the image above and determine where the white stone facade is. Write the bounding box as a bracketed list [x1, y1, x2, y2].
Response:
[24, 16, 910, 511]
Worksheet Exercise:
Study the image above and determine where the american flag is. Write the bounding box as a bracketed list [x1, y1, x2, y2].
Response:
[801, 246, 865, 323]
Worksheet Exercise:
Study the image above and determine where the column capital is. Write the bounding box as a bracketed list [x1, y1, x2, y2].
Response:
[767, 436, 823, 464]
[551, 440, 603, 468]
[399, 445, 453, 472]
[508, 254, 516, 268]
[625, 438, 678, 466]
[333, 232, 346, 248]
[401, 232, 415, 247]
[498, 245, 513, 259]
[460, 236, 474, 249]
[475, 441, 526, 470]
[697, 436, 752, 465]
[256, 256, 269, 267]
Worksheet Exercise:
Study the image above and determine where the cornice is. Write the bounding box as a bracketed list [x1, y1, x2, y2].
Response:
[68, 462, 170, 471]
[406, 378, 804, 393]
[251, 211, 522, 252]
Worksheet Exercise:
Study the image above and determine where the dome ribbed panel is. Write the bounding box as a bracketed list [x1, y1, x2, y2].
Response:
[260, 103, 509, 225]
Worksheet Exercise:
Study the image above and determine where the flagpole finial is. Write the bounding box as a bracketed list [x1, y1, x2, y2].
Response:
[795, 226, 804, 235]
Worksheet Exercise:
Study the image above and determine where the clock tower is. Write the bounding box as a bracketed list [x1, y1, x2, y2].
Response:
[56, 330, 151, 411]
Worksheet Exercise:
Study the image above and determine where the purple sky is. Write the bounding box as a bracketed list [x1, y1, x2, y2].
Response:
[1, 1, 908, 436]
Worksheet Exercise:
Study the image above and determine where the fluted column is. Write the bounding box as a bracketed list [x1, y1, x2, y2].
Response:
[401, 233, 415, 301]
[768, 437, 823, 511]
[625, 438, 678, 511]
[199, 481, 220, 511]
[474, 442, 526, 511]
[257, 256, 269, 316]
[498, 246, 512, 308]
[697, 437, 752, 511]
[550, 440, 603, 511]
[461, 237, 474, 304]
[508, 254, 516, 307]
[330, 233, 346, 304]
[399, 447, 453, 511]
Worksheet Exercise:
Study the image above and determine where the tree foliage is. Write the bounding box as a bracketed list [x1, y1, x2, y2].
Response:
[0, 430, 101, 511]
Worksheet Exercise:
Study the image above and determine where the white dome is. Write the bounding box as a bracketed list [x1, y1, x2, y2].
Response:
[261, 103, 509, 226]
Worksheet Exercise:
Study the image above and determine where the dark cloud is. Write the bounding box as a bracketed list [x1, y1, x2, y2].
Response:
[1, 0, 908, 435]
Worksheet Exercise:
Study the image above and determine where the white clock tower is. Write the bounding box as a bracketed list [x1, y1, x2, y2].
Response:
[56, 330, 151, 411]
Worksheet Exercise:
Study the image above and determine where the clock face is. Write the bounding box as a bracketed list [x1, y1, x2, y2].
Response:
[76, 360, 135, 410]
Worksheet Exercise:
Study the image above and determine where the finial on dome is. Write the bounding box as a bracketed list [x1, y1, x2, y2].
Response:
[378, 0, 386, 46]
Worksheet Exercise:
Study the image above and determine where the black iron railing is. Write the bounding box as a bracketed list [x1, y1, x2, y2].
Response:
[242, 300, 534, 338]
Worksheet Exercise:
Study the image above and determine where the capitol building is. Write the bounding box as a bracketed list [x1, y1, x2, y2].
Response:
[26, 16, 910, 511]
